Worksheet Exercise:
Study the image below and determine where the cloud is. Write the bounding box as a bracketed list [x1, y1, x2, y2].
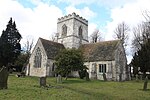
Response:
[105, 0, 150, 40]
[65, 6, 98, 38]
[105, 0, 150, 63]
[0, 0, 97, 48]
[26, 0, 51, 6]
[98, 0, 138, 8]
[58, 0, 138, 8]
[0, 0, 63, 47]
[88, 23, 98, 36]
[65, 6, 96, 20]
[58, 0, 96, 6]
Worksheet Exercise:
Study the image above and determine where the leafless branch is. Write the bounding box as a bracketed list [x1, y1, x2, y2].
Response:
[90, 29, 102, 43]
[114, 22, 130, 47]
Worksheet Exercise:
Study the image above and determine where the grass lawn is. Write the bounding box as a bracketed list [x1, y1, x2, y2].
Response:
[0, 74, 150, 100]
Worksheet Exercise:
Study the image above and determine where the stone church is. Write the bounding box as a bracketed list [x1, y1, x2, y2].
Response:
[26, 13, 130, 81]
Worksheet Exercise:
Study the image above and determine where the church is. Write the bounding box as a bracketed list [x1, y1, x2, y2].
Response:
[26, 13, 130, 81]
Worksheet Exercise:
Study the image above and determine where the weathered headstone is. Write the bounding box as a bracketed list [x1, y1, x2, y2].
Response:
[91, 72, 97, 80]
[85, 71, 90, 81]
[143, 76, 148, 91]
[40, 77, 46, 87]
[140, 75, 142, 80]
[119, 73, 122, 82]
[57, 75, 62, 83]
[103, 73, 107, 81]
[9, 68, 13, 74]
[0, 66, 9, 89]
[135, 74, 138, 81]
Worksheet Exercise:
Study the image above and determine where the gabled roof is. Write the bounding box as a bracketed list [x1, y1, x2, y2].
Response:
[39, 38, 65, 59]
[80, 40, 120, 62]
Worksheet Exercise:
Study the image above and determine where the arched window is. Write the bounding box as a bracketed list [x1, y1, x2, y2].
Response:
[34, 47, 42, 68]
[79, 26, 83, 38]
[62, 24, 67, 37]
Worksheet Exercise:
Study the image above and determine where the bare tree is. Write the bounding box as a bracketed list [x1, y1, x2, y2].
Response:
[114, 22, 130, 47]
[50, 32, 59, 42]
[23, 37, 34, 65]
[90, 29, 102, 43]
[132, 23, 145, 52]
[50, 34, 55, 41]
[24, 37, 34, 54]
[141, 10, 150, 43]
[142, 10, 150, 22]
[132, 11, 150, 53]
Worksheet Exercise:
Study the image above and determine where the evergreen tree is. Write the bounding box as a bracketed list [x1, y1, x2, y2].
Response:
[132, 38, 150, 78]
[55, 49, 87, 80]
[138, 39, 150, 76]
[0, 18, 21, 65]
[131, 53, 139, 76]
[0, 18, 21, 89]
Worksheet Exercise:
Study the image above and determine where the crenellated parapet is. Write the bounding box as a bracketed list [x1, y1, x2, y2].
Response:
[57, 12, 88, 25]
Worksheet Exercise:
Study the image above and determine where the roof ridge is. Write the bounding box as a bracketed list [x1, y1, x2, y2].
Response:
[81, 39, 120, 46]
[39, 37, 63, 45]
[95, 39, 120, 44]
[38, 37, 65, 60]
[80, 39, 121, 62]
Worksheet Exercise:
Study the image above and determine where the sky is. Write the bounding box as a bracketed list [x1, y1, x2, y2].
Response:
[0, 0, 150, 63]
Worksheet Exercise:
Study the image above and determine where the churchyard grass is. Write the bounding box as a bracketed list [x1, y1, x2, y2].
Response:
[0, 74, 150, 100]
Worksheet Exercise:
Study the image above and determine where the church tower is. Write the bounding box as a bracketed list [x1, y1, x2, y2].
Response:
[57, 13, 88, 49]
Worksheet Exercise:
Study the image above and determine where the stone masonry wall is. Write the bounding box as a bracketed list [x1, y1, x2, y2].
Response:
[57, 13, 88, 49]
[84, 61, 115, 80]
[29, 39, 47, 77]
[114, 42, 127, 81]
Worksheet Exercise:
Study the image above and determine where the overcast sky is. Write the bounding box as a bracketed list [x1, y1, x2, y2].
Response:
[0, 0, 150, 63]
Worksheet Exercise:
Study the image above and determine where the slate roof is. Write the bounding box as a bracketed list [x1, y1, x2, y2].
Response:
[80, 40, 120, 62]
[39, 38, 65, 59]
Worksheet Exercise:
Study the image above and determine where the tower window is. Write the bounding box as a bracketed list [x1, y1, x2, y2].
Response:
[62, 24, 67, 37]
[34, 47, 42, 68]
[79, 26, 83, 38]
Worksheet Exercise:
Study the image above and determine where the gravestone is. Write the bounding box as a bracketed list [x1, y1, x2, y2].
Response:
[57, 75, 62, 83]
[0, 66, 9, 89]
[119, 73, 122, 82]
[40, 77, 46, 87]
[135, 74, 138, 81]
[140, 75, 142, 80]
[85, 71, 90, 81]
[91, 72, 97, 79]
[143, 76, 148, 91]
